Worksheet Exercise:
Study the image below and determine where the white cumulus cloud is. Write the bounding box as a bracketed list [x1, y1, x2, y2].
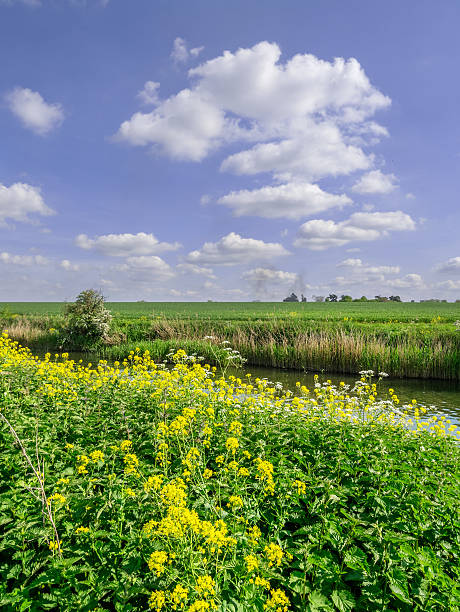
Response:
[436, 257, 460, 274]
[0, 252, 48, 265]
[186, 232, 290, 265]
[170, 37, 204, 64]
[116, 41, 389, 174]
[294, 211, 416, 250]
[6, 87, 64, 135]
[115, 256, 175, 279]
[217, 182, 351, 220]
[436, 280, 460, 290]
[220, 120, 372, 182]
[176, 263, 216, 278]
[0, 182, 54, 225]
[337, 258, 400, 275]
[137, 81, 160, 105]
[352, 169, 398, 194]
[60, 259, 79, 271]
[388, 273, 425, 289]
[75, 232, 181, 257]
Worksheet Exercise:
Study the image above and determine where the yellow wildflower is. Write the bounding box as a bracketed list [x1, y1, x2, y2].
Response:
[149, 590, 166, 611]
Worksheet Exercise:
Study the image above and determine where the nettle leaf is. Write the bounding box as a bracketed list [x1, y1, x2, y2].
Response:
[308, 590, 334, 611]
[343, 546, 369, 570]
[331, 589, 356, 611]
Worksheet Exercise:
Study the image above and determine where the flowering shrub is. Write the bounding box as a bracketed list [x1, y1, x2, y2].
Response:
[63, 288, 112, 347]
[0, 334, 459, 610]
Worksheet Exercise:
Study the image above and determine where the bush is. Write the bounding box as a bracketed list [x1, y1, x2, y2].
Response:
[63, 289, 112, 348]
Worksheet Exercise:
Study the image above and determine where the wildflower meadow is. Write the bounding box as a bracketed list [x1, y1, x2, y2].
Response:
[1, 333, 459, 611]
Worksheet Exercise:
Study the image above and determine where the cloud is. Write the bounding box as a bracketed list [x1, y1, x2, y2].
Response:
[137, 81, 160, 105]
[294, 210, 416, 250]
[171, 37, 204, 64]
[115, 256, 175, 279]
[337, 258, 400, 275]
[388, 273, 425, 289]
[116, 41, 390, 172]
[75, 232, 180, 257]
[0, 182, 54, 225]
[60, 259, 79, 271]
[220, 121, 372, 182]
[0, 0, 41, 5]
[186, 232, 290, 265]
[436, 280, 460, 290]
[352, 169, 398, 194]
[242, 267, 298, 284]
[0, 252, 48, 265]
[171, 37, 189, 63]
[176, 263, 216, 278]
[333, 257, 401, 286]
[217, 182, 351, 220]
[436, 257, 460, 274]
[115, 89, 227, 161]
[5, 87, 64, 135]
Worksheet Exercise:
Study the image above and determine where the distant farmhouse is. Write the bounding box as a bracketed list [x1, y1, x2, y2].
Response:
[283, 293, 307, 302]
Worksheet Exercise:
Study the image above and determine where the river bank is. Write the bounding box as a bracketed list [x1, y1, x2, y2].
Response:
[1, 302, 459, 380]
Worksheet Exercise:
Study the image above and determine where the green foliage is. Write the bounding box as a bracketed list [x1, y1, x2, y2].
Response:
[63, 289, 112, 348]
[0, 340, 459, 610]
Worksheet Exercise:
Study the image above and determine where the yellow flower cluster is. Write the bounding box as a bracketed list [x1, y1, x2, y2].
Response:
[264, 543, 284, 567]
[254, 458, 275, 495]
[147, 550, 170, 576]
[264, 588, 290, 611]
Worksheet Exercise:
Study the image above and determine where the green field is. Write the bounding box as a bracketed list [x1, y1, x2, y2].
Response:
[1, 300, 460, 321]
[1, 302, 459, 380]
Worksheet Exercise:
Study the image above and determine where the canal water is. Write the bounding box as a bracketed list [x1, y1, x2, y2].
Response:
[225, 365, 460, 426]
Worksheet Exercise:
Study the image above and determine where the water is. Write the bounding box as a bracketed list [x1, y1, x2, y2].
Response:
[224, 365, 460, 426]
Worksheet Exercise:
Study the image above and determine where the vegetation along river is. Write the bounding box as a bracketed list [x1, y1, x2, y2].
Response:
[52, 352, 460, 427]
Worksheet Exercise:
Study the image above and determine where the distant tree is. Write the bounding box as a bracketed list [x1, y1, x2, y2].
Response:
[326, 294, 338, 302]
[339, 295, 353, 302]
[353, 295, 368, 302]
[389, 295, 402, 302]
[375, 295, 389, 302]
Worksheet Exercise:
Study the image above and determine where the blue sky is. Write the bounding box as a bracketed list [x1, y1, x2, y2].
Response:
[1, 0, 459, 301]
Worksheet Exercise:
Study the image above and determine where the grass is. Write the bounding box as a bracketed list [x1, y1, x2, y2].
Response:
[0, 336, 459, 611]
[1, 302, 459, 379]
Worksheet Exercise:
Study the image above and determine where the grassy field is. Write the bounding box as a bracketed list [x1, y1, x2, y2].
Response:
[1, 302, 459, 380]
[1, 336, 459, 610]
[1, 300, 460, 321]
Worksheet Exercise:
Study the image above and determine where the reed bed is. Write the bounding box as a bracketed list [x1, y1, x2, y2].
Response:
[1, 304, 459, 379]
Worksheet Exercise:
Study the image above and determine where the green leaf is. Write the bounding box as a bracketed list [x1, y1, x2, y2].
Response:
[308, 590, 334, 611]
[331, 589, 356, 611]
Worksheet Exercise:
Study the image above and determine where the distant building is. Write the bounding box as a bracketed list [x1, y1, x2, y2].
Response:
[283, 293, 299, 302]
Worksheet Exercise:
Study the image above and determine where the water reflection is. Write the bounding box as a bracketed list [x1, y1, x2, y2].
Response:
[224, 365, 460, 426]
